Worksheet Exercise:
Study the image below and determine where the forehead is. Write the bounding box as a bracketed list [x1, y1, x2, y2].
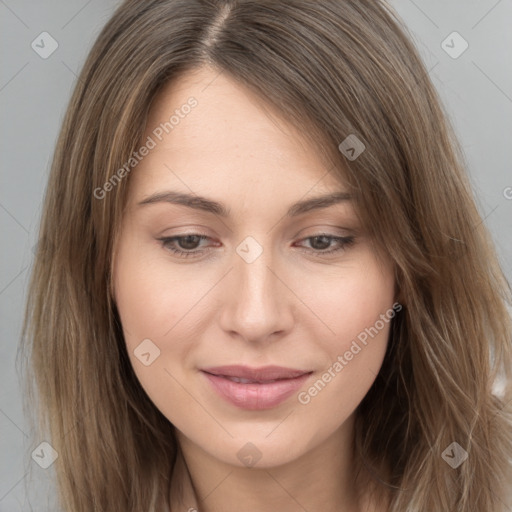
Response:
[128, 66, 347, 204]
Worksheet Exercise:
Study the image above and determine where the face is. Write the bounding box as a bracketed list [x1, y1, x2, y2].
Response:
[112, 66, 396, 468]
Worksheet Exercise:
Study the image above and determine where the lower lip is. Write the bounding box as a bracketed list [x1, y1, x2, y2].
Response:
[201, 371, 311, 410]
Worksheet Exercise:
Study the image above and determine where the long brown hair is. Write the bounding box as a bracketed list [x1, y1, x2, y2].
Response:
[20, 0, 512, 510]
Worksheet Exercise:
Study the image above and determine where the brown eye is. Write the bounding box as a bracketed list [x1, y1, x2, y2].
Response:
[295, 234, 355, 256]
[157, 234, 211, 258]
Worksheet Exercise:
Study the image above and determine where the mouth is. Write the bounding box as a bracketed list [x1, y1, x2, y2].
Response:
[200, 365, 313, 410]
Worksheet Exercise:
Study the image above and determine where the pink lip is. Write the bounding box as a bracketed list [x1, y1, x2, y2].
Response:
[201, 365, 312, 410]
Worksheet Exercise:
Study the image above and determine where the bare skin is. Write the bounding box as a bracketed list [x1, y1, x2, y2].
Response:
[112, 66, 395, 512]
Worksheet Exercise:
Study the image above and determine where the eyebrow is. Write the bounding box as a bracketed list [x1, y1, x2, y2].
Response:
[137, 190, 352, 217]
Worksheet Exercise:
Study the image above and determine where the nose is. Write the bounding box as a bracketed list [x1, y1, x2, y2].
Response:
[218, 241, 295, 345]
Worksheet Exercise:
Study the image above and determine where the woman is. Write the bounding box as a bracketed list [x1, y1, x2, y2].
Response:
[21, 0, 512, 510]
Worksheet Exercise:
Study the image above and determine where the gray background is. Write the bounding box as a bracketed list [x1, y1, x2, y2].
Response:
[1, 0, 511, 510]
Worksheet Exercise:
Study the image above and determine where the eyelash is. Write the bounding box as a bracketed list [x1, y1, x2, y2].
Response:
[157, 233, 355, 259]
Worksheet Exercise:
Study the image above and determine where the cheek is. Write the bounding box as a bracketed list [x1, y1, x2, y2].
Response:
[300, 257, 395, 349]
[113, 239, 202, 343]
[295, 258, 395, 409]
[112, 237, 218, 399]
[113, 242, 199, 419]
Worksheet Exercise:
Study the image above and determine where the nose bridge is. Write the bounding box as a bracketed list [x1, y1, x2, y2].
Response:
[220, 235, 292, 341]
[236, 237, 278, 312]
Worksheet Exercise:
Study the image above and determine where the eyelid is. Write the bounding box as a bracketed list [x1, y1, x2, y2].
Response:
[156, 231, 355, 260]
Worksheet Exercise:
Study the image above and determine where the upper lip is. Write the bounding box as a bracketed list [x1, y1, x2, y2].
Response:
[201, 365, 311, 381]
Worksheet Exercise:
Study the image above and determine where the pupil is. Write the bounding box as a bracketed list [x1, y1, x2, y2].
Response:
[311, 236, 330, 250]
[180, 235, 200, 250]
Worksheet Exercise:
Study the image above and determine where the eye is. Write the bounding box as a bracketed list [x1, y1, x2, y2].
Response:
[157, 234, 213, 258]
[294, 234, 355, 256]
[157, 232, 355, 259]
